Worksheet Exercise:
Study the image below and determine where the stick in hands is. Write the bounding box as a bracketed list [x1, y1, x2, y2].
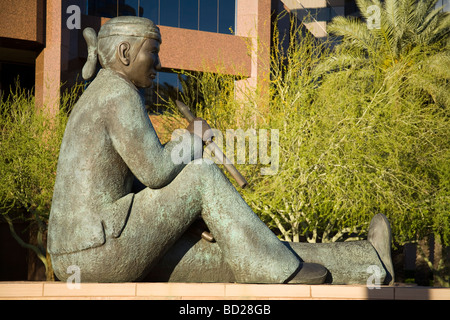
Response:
[175, 100, 248, 189]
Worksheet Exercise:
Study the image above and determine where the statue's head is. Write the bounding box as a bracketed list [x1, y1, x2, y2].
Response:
[82, 16, 162, 88]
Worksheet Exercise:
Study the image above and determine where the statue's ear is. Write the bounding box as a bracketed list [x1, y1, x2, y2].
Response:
[117, 42, 131, 66]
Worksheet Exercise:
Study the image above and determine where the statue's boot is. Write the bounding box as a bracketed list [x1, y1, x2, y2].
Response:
[285, 262, 328, 284]
[284, 213, 394, 285]
[367, 213, 394, 285]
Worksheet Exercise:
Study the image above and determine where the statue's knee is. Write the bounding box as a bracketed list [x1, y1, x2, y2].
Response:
[185, 158, 221, 183]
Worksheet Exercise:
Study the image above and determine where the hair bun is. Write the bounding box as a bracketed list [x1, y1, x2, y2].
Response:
[82, 27, 98, 80]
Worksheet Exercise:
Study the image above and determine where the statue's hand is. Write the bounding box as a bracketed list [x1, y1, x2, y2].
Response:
[186, 117, 213, 143]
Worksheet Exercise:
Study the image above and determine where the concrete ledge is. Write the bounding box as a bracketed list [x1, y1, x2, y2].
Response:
[0, 282, 449, 300]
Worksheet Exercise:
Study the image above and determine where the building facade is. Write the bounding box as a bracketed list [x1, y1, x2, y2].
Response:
[0, 0, 370, 114]
[1, 0, 449, 113]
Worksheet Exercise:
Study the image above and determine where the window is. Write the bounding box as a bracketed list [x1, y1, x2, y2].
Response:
[88, 0, 236, 34]
[144, 71, 183, 112]
[218, 0, 235, 34]
[87, 0, 117, 18]
[139, 0, 158, 23]
[119, 0, 139, 16]
[180, 0, 199, 30]
[160, 0, 179, 27]
[199, 0, 218, 33]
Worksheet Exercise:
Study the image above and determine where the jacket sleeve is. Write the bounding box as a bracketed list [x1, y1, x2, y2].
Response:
[106, 93, 202, 189]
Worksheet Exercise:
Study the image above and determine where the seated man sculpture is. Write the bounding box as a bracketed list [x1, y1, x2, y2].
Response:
[48, 16, 394, 285]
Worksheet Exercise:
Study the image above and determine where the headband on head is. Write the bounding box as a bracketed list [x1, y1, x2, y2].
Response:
[82, 17, 161, 80]
[98, 16, 161, 41]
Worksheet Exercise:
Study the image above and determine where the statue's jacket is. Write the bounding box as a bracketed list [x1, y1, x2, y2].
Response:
[48, 68, 186, 255]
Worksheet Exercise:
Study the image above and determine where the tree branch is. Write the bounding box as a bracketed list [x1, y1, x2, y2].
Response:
[2, 214, 48, 272]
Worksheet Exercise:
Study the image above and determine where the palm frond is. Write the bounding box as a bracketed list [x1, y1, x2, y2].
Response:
[355, 0, 382, 20]
[328, 16, 377, 55]
[314, 52, 370, 76]
[383, 0, 401, 31]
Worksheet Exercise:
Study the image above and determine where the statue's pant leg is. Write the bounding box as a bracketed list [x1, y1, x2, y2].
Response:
[52, 160, 300, 283]
[168, 159, 300, 283]
[147, 236, 387, 285]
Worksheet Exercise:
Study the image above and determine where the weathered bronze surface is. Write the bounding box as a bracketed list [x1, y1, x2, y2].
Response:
[48, 16, 393, 285]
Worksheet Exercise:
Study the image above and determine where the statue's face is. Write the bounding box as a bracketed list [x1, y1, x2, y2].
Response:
[127, 38, 161, 88]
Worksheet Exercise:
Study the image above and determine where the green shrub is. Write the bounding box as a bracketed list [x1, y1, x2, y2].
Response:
[163, 11, 449, 249]
[0, 83, 80, 279]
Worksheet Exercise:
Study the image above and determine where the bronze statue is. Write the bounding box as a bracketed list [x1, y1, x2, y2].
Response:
[48, 16, 394, 285]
